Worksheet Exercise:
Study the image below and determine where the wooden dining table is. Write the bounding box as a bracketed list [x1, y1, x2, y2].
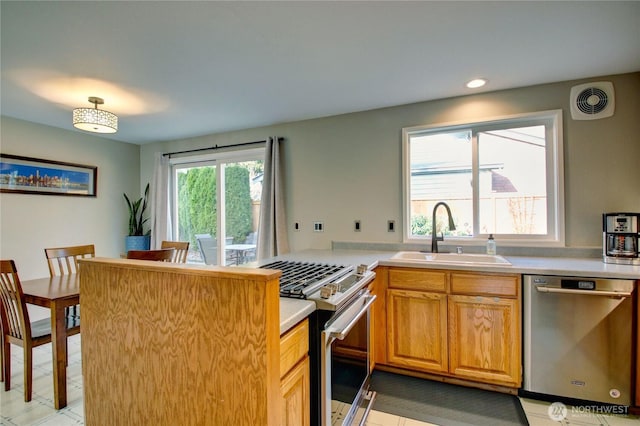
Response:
[21, 273, 80, 409]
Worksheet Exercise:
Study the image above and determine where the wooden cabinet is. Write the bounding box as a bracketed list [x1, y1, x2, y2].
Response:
[79, 258, 286, 425]
[450, 272, 518, 297]
[448, 295, 520, 385]
[382, 268, 521, 388]
[280, 319, 310, 426]
[448, 272, 520, 386]
[280, 357, 310, 426]
[389, 268, 448, 292]
[387, 289, 448, 372]
[386, 267, 448, 372]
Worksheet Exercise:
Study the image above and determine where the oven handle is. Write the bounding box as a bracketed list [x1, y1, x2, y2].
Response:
[327, 294, 376, 340]
[535, 285, 632, 298]
[357, 391, 377, 426]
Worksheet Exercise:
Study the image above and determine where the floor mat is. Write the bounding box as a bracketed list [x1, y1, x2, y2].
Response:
[369, 371, 529, 426]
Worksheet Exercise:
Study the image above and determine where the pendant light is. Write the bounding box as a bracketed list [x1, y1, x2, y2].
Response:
[73, 96, 118, 134]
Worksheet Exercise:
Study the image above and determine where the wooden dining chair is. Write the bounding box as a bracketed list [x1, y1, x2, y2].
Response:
[0, 260, 80, 402]
[160, 241, 190, 263]
[44, 244, 94, 319]
[126, 248, 175, 262]
[44, 244, 95, 276]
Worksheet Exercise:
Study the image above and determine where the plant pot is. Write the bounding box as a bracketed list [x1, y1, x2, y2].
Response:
[125, 235, 151, 252]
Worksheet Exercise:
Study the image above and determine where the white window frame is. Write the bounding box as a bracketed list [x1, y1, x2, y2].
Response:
[169, 147, 265, 263]
[402, 110, 564, 247]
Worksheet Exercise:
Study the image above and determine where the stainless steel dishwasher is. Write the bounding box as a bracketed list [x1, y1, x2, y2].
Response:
[523, 275, 634, 406]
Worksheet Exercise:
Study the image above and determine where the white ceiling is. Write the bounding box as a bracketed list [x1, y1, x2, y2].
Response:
[2, 1, 639, 145]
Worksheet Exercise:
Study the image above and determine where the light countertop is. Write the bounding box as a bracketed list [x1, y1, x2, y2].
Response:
[380, 253, 640, 279]
[279, 298, 315, 335]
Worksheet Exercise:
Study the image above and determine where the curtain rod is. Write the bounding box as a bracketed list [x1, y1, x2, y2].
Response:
[162, 137, 283, 158]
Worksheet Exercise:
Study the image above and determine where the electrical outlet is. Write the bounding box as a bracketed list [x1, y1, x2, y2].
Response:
[354, 220, 361, 232]
[387, 220, 395, 232]
[313, 222, 324, 232]
[294, 221, 301, 232]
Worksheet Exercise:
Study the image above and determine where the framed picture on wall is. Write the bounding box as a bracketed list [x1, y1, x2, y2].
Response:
[0, 153, 97, 197]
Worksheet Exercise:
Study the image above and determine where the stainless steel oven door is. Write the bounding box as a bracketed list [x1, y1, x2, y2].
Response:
[320, 290, 376, 426]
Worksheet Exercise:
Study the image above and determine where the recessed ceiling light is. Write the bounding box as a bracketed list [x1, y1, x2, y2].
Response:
[466, 78, 487, 89]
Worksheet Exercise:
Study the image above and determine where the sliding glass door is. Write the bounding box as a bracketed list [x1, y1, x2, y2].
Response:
[171, 148, 263, 265]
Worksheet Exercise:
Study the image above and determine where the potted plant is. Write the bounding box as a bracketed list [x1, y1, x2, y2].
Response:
[124, 183, 151, 252]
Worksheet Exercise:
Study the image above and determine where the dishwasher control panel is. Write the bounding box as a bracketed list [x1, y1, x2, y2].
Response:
[561, 279, 595, 290]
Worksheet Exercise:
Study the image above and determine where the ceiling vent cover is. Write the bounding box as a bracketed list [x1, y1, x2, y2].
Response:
[570, 81, 614, 120]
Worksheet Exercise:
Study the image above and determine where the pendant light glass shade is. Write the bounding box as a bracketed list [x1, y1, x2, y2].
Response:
[73, 96, 118, 134]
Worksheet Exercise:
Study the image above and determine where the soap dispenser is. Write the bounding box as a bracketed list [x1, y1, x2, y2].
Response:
[486, 234, 497, 255]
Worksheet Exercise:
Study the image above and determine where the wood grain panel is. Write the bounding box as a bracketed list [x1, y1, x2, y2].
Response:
[280, 356, 310, 426]
[80, 258, 282, 425]
[388, 268, 447, 292]
[448, 294, 521, 386]
[386, 289, 448, 373]
[450, 272, 519, 297]
[280, 319, 309, 378]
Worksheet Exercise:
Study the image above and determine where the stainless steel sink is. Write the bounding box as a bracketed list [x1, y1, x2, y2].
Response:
[390, 251, 512, 266]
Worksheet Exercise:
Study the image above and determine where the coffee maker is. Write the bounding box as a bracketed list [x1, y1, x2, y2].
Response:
[603, 212, 640, 265]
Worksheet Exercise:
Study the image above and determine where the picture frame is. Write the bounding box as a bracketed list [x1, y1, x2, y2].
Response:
[0, 153, 97, 197]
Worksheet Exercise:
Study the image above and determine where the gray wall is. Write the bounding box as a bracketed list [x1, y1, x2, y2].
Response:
[0, 116, 140, 279]
[3, 73, 636, 277]
[138, 72, 639, 253]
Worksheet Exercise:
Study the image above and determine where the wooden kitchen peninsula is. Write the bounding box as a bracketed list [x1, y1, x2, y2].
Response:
[79, 257, 294, 425]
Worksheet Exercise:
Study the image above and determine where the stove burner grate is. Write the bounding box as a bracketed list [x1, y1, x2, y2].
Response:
[260, 260, 349, 299]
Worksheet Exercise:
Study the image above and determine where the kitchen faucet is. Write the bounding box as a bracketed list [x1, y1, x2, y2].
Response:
[431, 201, 456, 253]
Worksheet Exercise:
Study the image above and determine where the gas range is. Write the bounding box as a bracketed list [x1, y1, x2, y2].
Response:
[260, 259, 378, 426]
[259, 260, 375, 311]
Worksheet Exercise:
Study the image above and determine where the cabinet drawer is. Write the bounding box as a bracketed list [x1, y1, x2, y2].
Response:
[280, 319, 309, 378]
[389, 268, 447, 292]
[450, 273, 519, 297]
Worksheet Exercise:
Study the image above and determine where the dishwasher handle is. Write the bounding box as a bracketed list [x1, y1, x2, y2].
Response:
[535, 285, 632, 298]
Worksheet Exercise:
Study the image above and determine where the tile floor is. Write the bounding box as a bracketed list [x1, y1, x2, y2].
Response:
[1, 334, 84, 425]
[1, 335, 638, 425]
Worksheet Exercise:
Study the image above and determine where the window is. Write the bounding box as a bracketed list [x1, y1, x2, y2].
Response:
[403, 110, 563, 245]
[170, 148, 263, 265]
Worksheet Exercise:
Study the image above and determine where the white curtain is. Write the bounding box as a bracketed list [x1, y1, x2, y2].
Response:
[150, 152, 171, 249]
[257, 137, 289, 260]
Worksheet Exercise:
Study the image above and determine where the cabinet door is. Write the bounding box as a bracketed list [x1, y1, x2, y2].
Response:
[280, 356, 310, 426]
[387, 289, 448, 373]
[448, 295, 521, 386]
